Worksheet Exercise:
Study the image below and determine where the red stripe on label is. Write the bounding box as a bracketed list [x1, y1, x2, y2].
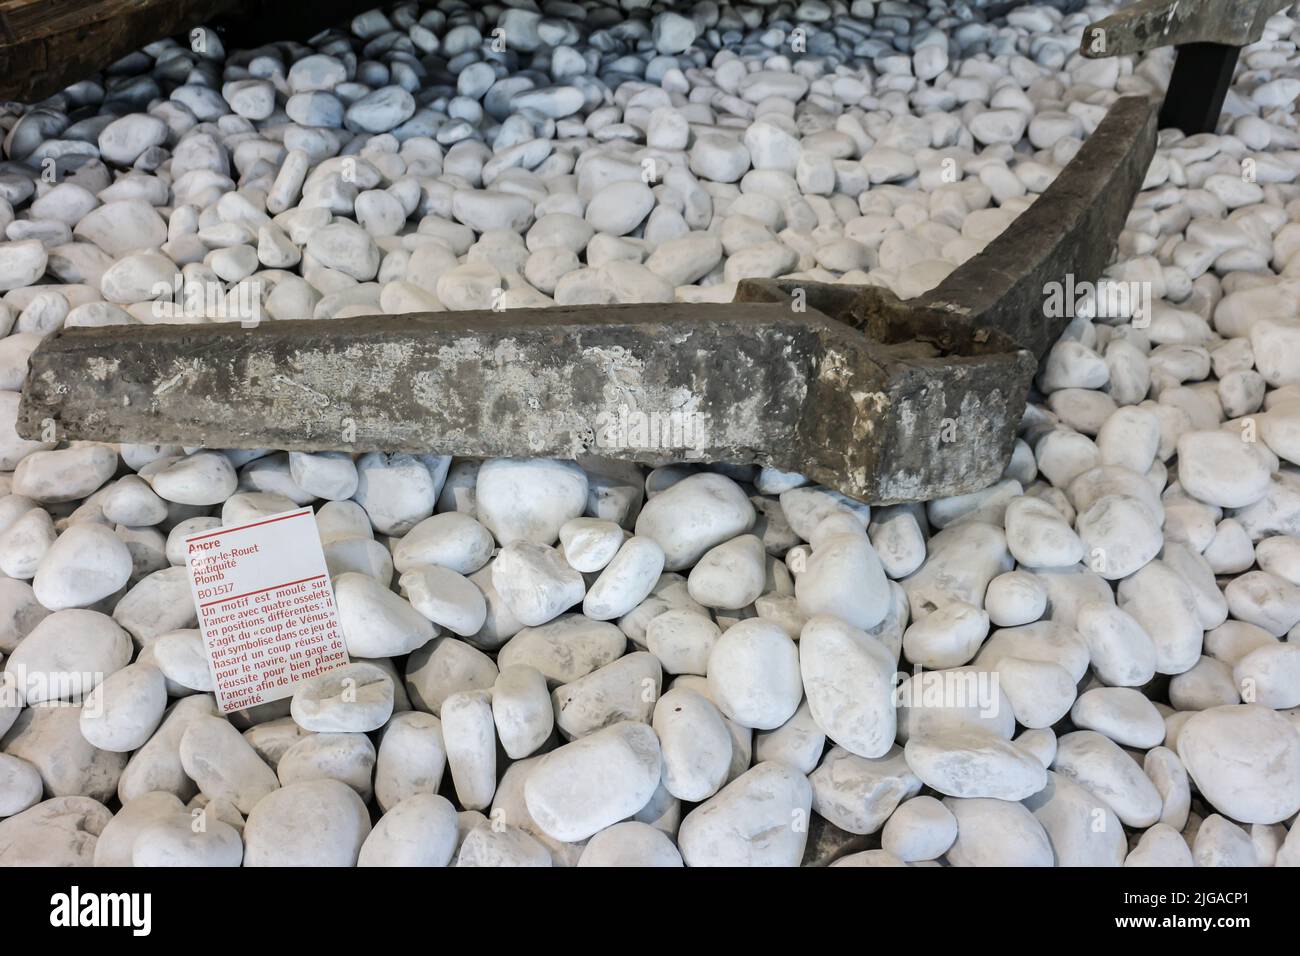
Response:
[186, 508, 312, 543]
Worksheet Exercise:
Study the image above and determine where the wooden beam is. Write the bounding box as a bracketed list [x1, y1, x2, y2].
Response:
[0, 0, 372, 104]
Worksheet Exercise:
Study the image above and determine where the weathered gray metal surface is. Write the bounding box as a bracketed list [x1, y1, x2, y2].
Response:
[1080, 0, 1292, 57]
[16, 96, 1160, 503]
[15, 291, 1034, 503]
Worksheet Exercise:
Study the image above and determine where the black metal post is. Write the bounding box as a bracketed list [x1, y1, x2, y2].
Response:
[1159, 42, 1242, 134]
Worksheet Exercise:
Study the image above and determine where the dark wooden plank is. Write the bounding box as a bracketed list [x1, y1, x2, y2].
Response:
[1, 0, 237, 102]
[0, 0, 371, 104]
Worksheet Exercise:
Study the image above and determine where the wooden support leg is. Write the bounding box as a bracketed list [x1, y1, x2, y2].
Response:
[1158, 42, 1241, 135]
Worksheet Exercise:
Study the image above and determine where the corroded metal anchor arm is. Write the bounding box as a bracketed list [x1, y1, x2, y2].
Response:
[17, 97, 1158, 503]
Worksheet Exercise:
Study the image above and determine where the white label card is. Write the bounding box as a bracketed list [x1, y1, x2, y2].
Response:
[184, 507, 348, 714]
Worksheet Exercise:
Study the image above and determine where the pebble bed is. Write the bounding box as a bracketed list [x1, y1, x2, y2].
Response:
[0, 0, 1299, 867]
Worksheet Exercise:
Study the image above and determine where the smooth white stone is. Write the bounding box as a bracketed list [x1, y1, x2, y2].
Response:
[400, 565, 487, 637]
[440, 689, 497, 811]
[334, 571, 435, 658]
[524, 721, 662, 842]
[905, 728, 1047, 800]
[798, 614, 897, 757]
[393, 512, 494, 576]
[943, 797, 1053, 867]
[1177, 704, 1300, 824]
[1117, 561, 1204, 675]
[358, 793, 458, 867]
[635, 473, 755, 571]
[752, 699, 826, 775]
[995, 657, 1077, 729]
[179, 715, 279, 814]
[1177, 429, 1275, 508]
[644, 607, 720, 676]
[1075, 600, 1158, 687]
[558, 517, 624, 573]
[31, 523, 132, 610]
[1053, 730, 1162, 828]
[901, 600, 989, 668]
[653, 687, 732, 802]
[352, 453, 443, 535]
[495, 613, 624, 685]
[290, 662, 394, 733]
[1004, 495, 1084, 569]
[374, 711, 446, 813]
[808, 745, 921, 835]
[984, 570, 1047, 626]
[576, 821, 682, 867]
[1022, 770, 1127, 866]
[794, 532, 891, 630]
[476, 458, 588, 546]
[706, 618, 802, 731]
[583, 536, 666, 620]
[491, 542, 585, 626]
[677, 761, 811, 866]
[491, 665, 553, 760]
[552, 651, 661, 739]
[403, 637, 497, 715]
[243, 780, 370, 866]
[149, 452, 238, 506]
[687, 534, 765, 610]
